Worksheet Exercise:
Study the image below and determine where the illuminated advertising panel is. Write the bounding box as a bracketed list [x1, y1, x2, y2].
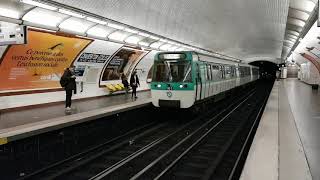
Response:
[101, 47, 148, 81]
[0, 29, 92, 92]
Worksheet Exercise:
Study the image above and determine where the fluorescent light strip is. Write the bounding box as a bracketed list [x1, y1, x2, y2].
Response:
[124, 28, 138, 33]
[160, 44, 172, 51]
[150, 41, 164, 49]
[87, 26, 109, 38]
[108, 31, 128, 41]
[20, 0, 57, 11]
[107, 23, 124, 30]
[0, 8, 20, 19]
[138, 32, 150, 37]
[125, 36, 140, 44]
[59, 19, 91, 34]
[160, 39, 167, 43]
[139, 42, 150, 46]
[149, 35, 160, 40]
[86, 17, 107, 25]
[23, 9, 64, 27]
[59, 9, 85, 18]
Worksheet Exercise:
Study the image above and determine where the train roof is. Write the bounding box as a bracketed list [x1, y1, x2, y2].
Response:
[155, 51, 258, 68]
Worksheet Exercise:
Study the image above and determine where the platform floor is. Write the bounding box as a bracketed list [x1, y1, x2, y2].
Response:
[241, 78, 319, 180]
[0, 91, 150, 130]
[284, 79, 320, 180]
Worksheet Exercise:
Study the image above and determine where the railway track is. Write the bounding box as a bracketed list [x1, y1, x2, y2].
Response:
[21, 81, 271, 180]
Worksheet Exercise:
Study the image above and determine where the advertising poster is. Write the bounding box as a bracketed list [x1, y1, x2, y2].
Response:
[146, 65, 153, 83]
[0, 29, 92, 92]
[101, 47, 147, 81]
[301, 53, 320, 74]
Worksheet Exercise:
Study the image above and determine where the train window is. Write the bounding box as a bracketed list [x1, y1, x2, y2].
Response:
[225, 66, 232, 79]
[220, 66, 225, 79]
[231, 66, 236, 77]
[211, 65, 221, 81]
[252, 68, 259, 76]
[209, 65, 212, 80]
[239, 66, 249, 77]
[196, 63, 201, 82]
[152, 60, 192, 82]
[205, 65, 208, 80]
[206, 64, 211, 80]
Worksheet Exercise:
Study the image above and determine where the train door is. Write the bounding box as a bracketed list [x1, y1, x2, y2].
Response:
[236, 66, 240, 86]
[203, 65, 207, 99]
[219, 65, 224, 92]
[201, 64, 206, 99]
[207, 64, 212, 97]
[231, 66, 236, 89]
[195, 63, 202, 100]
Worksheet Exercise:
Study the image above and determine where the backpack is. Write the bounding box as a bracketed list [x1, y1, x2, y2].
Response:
[60, 76, 68, 87]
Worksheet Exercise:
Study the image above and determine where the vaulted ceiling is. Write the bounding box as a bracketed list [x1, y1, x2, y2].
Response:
[0, 0, 317, 63]
[52, 0, 291, 62]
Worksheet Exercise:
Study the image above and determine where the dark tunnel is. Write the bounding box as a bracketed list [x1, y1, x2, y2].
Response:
[249, 61, 279, 79]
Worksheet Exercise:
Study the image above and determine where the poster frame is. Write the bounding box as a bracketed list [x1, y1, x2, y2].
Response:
[0, 28, 93, 96]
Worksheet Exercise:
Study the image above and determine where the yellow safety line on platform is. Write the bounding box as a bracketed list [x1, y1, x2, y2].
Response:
[0, 138, 8, 145]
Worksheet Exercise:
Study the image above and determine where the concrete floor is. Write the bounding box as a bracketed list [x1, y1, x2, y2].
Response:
[0, 91, 150, 130]
[284, 79, 320, 180]
[241, 78, 318, 180]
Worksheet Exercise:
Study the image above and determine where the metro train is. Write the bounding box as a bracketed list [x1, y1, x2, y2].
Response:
[150, 51, 259, 108]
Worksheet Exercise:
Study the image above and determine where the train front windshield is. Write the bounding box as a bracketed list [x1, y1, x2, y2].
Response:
[153, 60, 192, 82]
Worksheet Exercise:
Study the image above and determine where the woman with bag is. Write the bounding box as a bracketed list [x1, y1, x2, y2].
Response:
[61, 66, 77, 111]
[130, 70, 140, 99]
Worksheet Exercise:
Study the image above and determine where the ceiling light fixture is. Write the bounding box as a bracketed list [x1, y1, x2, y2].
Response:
[23, 9, 65, 27]
[149, 35, 160, 40]
[20, 0, 57, 11]
[138, 32, 150, 37]
[87, 26, 109, 38]
[107, 23, 124, 30]
[59, 18, 91, 34]
[124, 28, 138, 34]
[58, 9, 85, 18]
[150, 41, 164, 49]
[125, 36, 141, 44]
[86, 17, 107, 25]
[138, 42, 150, 47]
[108, 31, 129, 41]
[0, 8, 20, 19]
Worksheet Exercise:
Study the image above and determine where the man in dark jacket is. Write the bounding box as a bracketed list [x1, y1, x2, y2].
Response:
[61, 66, 76, 111]
[130, 70, 140, 99]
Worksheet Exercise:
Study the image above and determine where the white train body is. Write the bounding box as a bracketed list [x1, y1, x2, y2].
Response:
[150, 51, 259, 108]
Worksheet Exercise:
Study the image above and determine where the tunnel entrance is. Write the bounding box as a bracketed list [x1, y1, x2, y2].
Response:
[249, 61, 278, 79]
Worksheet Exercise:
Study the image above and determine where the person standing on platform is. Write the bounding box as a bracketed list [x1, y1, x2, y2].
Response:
[130, 70, 140, 99]
[61, 66, 77, 111]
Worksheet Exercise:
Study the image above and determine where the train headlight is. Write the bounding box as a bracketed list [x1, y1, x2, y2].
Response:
[157, 84, 161, 88]
[179, 84, 188, 88]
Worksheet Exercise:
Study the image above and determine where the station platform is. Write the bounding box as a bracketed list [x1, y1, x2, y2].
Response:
[0, 91, 151, 145]
[240, 78, 319, 180]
